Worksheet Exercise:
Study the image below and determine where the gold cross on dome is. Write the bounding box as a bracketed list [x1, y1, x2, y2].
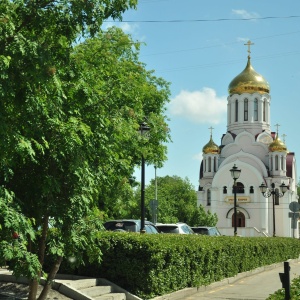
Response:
[274, 123, 280, 136]
[208, 126, 214, 137]
[244, 40, 254, 57]
[282, 134, 287, 143]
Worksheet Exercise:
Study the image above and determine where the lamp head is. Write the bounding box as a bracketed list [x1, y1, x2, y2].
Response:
[230, 164, 241, 180]
[259, 182, 267, 194]
[280, 182, 288, 194]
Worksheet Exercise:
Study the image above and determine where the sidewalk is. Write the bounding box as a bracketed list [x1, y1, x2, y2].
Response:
[152, 258, 300, 300]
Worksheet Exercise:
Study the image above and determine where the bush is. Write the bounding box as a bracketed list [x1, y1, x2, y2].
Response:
[63, 232, 300, 299]
[267, 276, 300, 299]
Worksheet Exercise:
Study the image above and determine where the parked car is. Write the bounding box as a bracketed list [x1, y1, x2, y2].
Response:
[156, 223, 194, 234]
[191, 226, 222, 236]
[103, 219, 160, 234]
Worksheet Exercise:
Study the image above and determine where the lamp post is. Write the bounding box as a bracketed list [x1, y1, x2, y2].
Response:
[230, 164, 241, 236]
[259, 182, 288, 237]
[139, 122, 150, 233]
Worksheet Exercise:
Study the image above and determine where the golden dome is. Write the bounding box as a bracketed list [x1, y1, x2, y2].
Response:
[203, 136, 220, 154]
[268, 135, 288, 153]
[228, 56, 270, 95]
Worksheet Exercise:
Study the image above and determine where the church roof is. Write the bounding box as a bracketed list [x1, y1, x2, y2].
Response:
[268, 134, 288, 153]
[228, 56, 270, 95]
[203, 136, 220, 154]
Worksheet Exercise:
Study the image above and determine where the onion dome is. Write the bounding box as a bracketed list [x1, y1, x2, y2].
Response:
[228, 56, 270, 95]
[268, 135, 288, 153]
[203, 136, 220, 154]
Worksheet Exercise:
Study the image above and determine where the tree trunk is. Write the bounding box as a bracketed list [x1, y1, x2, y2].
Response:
[28, 279, 39, 300]
[28, 215, 49, 300]
[37, 256, 63, 300]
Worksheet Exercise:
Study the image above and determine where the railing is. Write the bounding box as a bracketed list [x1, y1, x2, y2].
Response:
[218, 227, 270, 237]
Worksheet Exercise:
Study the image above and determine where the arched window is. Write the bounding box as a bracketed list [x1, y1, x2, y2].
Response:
[223, 186, 227, 194]
[263, 99, 266, 122]
[232, 211, 245, 227]
[232, 182, 244, 194]
[250, 186, 254, 194]
[244, 99, 248, 121]
[254, 98, 258, 121]
[208, 157, 211, 172]
[270, 157, 273, 171]
[275, 155, 279, 171]
[235, 99, 238, 122]
[281, 156, 284, 171]
[207, 189, 211, 206]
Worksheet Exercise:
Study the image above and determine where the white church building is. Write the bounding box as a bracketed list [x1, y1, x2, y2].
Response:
[197, 42, 298, 238]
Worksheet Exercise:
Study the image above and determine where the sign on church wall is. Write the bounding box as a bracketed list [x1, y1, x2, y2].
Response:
[225, 196, 251, 203]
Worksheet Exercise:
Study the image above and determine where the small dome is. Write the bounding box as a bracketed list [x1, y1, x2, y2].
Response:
[228, 56, 270, 95]
[269, 135, 288, 153]
[203, 137, 220, 154]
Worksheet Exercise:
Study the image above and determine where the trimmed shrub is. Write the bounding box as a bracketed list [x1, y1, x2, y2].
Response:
[68, 232, 300, 299]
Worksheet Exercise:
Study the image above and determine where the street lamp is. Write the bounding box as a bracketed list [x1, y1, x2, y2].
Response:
[230, 164, 241, 236]
[259, 182, 288, 237]
[139, 122, 150, 233]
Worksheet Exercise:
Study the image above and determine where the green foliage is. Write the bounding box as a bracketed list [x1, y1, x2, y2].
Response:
[131, 175, 217, 226]
[267, 275, 300, 299]
[0, 0, 170, 297]
[73, 233, 300, 299]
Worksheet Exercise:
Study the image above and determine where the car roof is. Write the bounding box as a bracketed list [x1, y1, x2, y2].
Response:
[104, 219, 156, 225]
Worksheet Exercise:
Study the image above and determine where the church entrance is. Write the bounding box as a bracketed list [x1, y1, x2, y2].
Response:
[232, 211, 245, 227]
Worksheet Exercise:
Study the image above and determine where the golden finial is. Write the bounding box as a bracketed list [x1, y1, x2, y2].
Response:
[244, 40, 254, 58]
[202, 126, 220, 154]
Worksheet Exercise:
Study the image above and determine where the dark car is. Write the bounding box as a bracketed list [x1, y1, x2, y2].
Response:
[103, 219, 160, 234]
[191, 226, 222, 236]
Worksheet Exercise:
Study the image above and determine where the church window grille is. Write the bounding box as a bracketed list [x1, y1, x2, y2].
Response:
[254, 99, 258, 121]
[232, 182, 244, 194]
[207, 189, 211, 206]
[235, 99, 238, 122]
[244, 99, 248, 121]
[223, 186, 227, 194]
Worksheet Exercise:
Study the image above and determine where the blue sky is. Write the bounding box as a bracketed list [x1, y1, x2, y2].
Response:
[106, 0, 300, 189]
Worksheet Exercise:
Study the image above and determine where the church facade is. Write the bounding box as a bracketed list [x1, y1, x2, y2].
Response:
[197, 42, 298, 238]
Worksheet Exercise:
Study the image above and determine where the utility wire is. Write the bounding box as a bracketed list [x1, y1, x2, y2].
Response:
[106, 15, 300, 23]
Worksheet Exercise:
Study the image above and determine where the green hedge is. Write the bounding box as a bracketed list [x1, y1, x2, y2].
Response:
[72, 232, 300, 299]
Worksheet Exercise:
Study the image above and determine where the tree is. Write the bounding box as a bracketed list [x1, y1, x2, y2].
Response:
[134, 175, 218, 226]
[0, 1, 170, 299]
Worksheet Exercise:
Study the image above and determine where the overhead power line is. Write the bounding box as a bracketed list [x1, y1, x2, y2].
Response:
[106, 15, 300, 23]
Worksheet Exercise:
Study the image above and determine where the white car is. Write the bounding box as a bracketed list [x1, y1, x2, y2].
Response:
[156, 223, 194, 234]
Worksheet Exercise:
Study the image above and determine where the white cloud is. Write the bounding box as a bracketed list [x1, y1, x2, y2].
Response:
[193, 152, 203, 162]
[232, 9, 260, 20]
[102, 22, 139, 35]
[169, 87, 227, 124]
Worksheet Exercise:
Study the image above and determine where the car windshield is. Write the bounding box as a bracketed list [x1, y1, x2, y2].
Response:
[104, 221, 137, 232]
[193, 228, 209, 235]
[157, 225, 179, 234]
